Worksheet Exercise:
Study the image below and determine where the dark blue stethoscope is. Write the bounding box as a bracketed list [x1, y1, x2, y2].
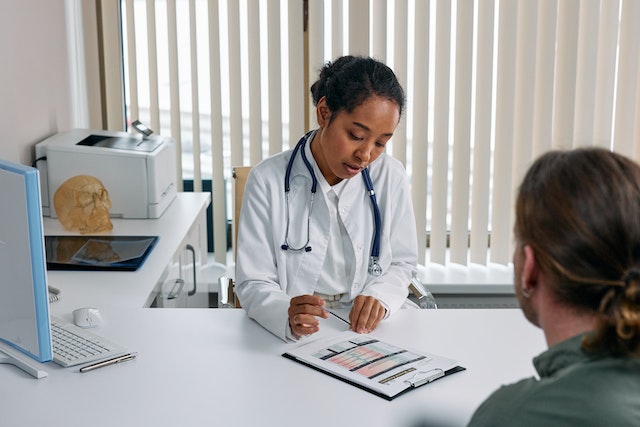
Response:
[281, 131, 383, 276]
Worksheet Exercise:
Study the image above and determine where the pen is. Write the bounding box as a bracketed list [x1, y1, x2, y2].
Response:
[79, 352, 138, 373]
[324, 309, 351, 326]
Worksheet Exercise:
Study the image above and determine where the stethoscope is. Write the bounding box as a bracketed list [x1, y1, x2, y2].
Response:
[281, 131, 383, 276]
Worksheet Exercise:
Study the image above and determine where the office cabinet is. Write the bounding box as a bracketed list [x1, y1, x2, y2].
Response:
[153, 199, 208, 308]
[44, 193, 212, 311]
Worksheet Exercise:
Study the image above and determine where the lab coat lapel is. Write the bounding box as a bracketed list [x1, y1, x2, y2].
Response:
[337, 173, 371, 280]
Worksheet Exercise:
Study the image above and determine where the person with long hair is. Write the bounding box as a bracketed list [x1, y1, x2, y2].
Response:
[469, 147, 640, 425]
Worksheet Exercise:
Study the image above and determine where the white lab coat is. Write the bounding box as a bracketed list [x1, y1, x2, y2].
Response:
[235, 133, 418, 341]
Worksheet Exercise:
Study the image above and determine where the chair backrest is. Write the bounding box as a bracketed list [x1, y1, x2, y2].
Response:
[232, 166, 252, 261]
[229, 166, 252, 308]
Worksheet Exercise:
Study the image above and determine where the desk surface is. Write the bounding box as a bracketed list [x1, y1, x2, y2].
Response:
[1, 308, 546, 427]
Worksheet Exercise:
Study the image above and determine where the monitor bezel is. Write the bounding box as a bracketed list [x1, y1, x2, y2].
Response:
[0, 159, 52, 364]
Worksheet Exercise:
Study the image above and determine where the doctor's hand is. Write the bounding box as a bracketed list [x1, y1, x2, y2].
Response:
[288, 295, 329, 337]
[349, 295, 385, 334]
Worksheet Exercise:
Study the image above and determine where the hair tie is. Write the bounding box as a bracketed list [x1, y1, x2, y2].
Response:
[622, 269, 640, 287]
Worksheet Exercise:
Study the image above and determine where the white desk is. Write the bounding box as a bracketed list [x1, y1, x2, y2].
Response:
[43, 192, 211, 310]
[1, 308, 546, 427]
[5, 191, 545, 425]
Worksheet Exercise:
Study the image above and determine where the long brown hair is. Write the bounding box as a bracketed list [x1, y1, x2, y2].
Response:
[515, 148, 640, 356]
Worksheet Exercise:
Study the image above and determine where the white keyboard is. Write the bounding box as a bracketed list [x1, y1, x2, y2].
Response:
[50, 316, 127, 367]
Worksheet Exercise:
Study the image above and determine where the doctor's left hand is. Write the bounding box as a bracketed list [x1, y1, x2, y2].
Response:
[288, 294, 329, 337]
[349, 295, 385, 334]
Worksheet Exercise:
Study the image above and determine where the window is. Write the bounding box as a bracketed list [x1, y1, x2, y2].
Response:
[98, 0, 640, 270]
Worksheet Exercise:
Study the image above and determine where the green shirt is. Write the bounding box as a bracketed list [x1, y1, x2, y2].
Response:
[468, 333, 640, 426]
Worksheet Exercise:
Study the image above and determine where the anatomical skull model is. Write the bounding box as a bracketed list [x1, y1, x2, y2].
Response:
[53, 175, 113, 233]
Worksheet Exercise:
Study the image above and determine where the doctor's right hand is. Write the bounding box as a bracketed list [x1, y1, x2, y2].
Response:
[288, 295, 329, 337]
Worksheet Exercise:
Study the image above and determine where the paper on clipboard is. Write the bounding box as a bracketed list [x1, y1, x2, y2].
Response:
[283, 331, 464, 400]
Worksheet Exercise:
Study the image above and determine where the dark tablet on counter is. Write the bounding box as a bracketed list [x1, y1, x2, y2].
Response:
[45, 235, 158, 271]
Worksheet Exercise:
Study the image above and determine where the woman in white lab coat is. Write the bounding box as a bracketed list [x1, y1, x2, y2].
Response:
[235, 56, 418, 341]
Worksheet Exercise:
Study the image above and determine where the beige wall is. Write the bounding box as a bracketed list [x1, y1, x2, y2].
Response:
[0, 0, 73, 165]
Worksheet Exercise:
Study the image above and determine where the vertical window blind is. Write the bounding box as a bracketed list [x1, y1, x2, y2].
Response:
[107, 0, 640, 268]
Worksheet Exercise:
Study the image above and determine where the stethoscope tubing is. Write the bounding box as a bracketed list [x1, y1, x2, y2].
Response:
[282, 130, 382, 275]
[361, 167, 382, 260]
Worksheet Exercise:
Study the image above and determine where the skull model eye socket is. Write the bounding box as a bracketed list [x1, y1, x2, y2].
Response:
[75, 190, 93, 207]
[53, 175, 113, 234]
[97, 188, 112, 208]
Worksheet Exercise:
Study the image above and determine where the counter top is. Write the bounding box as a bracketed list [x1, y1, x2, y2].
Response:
[44, 192, 210, 311]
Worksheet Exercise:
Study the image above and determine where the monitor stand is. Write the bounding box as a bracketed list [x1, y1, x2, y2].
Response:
[0, 341, 48, 379]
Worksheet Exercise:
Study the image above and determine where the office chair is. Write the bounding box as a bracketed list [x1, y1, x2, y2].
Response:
[216, 166, 251, 308]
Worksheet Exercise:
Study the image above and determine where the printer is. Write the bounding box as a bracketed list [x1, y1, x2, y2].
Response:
[35, 129, 177, 219]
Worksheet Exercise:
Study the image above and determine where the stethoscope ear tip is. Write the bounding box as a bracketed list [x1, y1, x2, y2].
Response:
[305, 246, 312, 252]
[281, 244, 289, 250]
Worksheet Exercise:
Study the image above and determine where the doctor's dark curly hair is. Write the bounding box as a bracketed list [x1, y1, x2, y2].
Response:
[310, 55, 405, 123]
[515, 147, 640, 357]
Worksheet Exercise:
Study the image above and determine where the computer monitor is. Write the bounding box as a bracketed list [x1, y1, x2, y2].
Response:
[0, 159, 52, 379]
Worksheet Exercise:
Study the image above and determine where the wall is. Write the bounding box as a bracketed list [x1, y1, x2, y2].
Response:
[0, 0, 73, 165]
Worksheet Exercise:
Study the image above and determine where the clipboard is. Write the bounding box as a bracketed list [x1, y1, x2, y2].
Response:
[282, 331, 465, 401]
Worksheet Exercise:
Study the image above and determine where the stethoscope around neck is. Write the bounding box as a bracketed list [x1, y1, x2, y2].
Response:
[281, 130, 383, 276]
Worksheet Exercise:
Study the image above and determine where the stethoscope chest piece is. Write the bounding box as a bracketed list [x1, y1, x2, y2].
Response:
[369, 257, 382, 276]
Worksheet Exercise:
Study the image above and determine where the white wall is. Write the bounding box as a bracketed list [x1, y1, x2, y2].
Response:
[0, 0, 73, 165]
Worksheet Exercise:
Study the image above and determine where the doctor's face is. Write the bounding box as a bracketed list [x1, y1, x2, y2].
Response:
[311, 95, 400, 185]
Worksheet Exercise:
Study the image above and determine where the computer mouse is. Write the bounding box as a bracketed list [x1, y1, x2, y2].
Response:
[72, 308, 103, 328]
